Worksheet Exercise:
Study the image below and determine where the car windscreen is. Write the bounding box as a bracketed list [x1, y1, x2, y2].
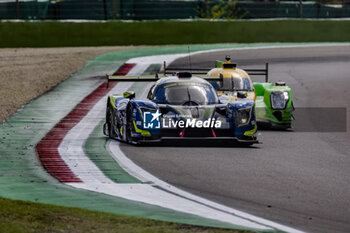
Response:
[153, 83, 218, 105]
[220, 77, 253, 91]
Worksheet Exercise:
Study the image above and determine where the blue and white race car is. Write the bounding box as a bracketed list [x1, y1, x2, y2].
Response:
[104, 72, 258, 145]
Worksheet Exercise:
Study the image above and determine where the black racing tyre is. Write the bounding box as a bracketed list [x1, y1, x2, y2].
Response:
[106, 103, 116, 139]
[125, 104, 135, 144]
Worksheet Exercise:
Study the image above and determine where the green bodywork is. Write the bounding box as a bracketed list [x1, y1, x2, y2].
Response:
[254, 82, 294, 127]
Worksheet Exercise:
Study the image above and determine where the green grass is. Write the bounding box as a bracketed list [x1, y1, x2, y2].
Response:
[0, 197, 253, 233]
[0, 20, 349, 47]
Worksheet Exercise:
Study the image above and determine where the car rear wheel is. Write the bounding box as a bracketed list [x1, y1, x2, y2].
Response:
[106, 103, 116, 139]
[125, 105, 136, 144]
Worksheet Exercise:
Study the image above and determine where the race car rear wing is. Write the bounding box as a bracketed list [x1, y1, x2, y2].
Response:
[164, 61, 269, 82]
[106, 75, 160, 88]
[106, 72, 222, 88]
[106, 60, 269, 88]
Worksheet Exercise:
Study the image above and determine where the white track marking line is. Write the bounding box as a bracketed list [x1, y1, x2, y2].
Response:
[71, 181, 273, 230]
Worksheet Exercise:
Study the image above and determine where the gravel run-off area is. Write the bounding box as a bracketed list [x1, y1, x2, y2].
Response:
[0, 46, 147, 122]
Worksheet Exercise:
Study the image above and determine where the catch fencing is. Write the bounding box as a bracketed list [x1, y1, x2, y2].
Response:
[1, 0, 350, 20]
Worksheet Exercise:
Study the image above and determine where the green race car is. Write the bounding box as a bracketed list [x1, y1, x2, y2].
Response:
[254, 82, 294, 129]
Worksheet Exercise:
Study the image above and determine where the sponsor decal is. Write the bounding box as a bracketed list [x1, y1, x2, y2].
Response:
[143, 110, 161, 129]
[162, 118, 221, 128]
[143, 111, 222, 129]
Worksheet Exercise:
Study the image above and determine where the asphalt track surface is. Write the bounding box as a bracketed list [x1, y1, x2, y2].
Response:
[120, 46, 350, 233]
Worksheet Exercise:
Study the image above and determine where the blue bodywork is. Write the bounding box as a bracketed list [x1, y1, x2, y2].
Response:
[104, 76, 258, 144]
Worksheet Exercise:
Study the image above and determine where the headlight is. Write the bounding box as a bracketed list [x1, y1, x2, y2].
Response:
[270, 91, 289, 110]
[236, 107, 252, 126]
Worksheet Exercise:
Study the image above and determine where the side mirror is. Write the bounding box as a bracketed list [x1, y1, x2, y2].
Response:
[237, 91, 247, 99]
[123, 91, 135, 99]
